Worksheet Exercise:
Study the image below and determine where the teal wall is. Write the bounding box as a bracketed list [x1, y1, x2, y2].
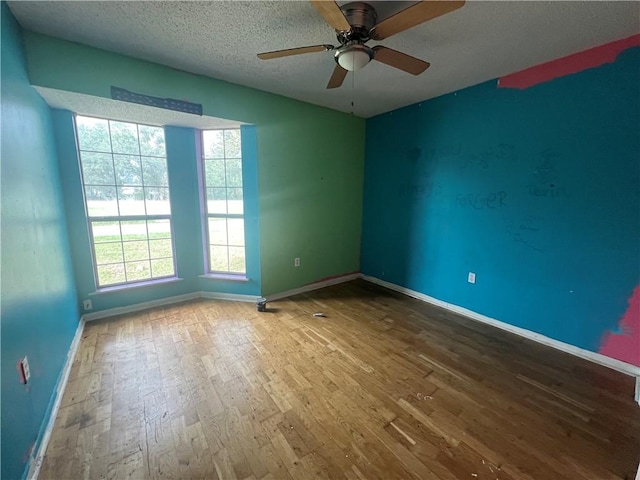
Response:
[53, 114, 262, 312]
[25, 32, 366, 299]
[362, 47, 640, 356]
[1, 6, 80, 479]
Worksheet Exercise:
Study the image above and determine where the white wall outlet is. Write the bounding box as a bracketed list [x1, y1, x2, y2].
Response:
[294, 257, 301, 267]
[468, 272, 476, 284]
[20, 357, 31, 384]
[83, 299, 93, 311]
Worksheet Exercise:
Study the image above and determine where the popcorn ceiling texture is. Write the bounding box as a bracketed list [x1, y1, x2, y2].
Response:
[9, 1, 640, 117]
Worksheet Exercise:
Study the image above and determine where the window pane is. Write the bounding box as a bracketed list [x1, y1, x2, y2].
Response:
[205, 160, 225, 187]
[81, 152, 114, 185]
[208, 217, 227, 245]
[117, 187, 146, 216]
[224, 130, 241, 158]
[76, 117, 111, 152]
[148, 219, 171, 239]
[151, 258, 174, 278]
[86, 186, 118, 217]
[92, 221, 121, 243]
[78, 117, 173, 288]
[123, 241, 150, 262]
[114, 154, 143, 186]
[110, 121, 140, 155]
[141, 157, 168, 186]
[126, 261, 151, 281]
[225, 158, 242, 187]
[207, 188, 227, 214]
[210, 245, 229, 272]
[144, 187, 170, 215]
[203, 130, 224, 158]
[201, 129, 245, 275]
[94, 242, 123, 265]
[121, 221, 148, 241]
[228, 247, 246, 273]
[149, 239, 172, 258]
[227, 218, 245, 246]
[138, 125, 166, 157]
[97, 263, 126, 286]
[227, 188, 244, 215]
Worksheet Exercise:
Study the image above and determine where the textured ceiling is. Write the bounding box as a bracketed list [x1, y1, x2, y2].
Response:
[10, 1, 640, 118]
[36, 87, 244, 129]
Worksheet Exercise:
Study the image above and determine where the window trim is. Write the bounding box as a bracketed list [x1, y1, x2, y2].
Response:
[74, 114, 178, 289]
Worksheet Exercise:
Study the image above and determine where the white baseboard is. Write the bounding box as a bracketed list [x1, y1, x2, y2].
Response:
[82, 292, 200, 322]
[361, 275, 640, 383]
[200, 291, 259, 303]
[265, 272, 361, 302]
[26, 317, 86, 480]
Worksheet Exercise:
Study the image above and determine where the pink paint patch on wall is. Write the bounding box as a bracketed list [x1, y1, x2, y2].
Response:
[498, 34, 640, 90]
[599, 285, 640, 367]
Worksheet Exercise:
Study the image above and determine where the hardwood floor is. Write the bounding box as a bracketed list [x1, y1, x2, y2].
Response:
[39, 279, 640, 480]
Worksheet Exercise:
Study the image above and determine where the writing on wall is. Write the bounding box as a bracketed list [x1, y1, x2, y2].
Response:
[504, 214, 545, 253]
[456, 191, 507, 209]
[529, 149, 569, 198]
[460, 143, 518, 171]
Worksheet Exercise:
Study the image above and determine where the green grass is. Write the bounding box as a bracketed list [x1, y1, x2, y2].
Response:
[91, 216, 246, 286]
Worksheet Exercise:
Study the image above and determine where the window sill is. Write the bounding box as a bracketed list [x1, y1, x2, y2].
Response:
[90, 277, 184, 295]
[199, 273, 250, 282]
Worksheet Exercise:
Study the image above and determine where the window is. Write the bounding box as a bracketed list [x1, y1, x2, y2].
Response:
[201, 129, 245, 274]
[75, 115, 176, 288]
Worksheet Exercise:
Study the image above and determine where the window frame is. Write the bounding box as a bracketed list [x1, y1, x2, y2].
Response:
[74, 114, 178, 289]
[200, 128, 247, 276]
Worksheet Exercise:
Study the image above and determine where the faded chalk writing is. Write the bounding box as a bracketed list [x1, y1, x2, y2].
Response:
[460, 144, 518, 171]
[399, 182, 442, 200]
[424, 145, 461, 161]
[456, 191, 507, 209]
[529, 149, 568, 198]
[504, 215, 545, 253]
[528, 184, 568, 198]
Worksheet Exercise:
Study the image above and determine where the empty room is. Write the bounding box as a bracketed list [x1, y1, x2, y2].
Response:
[1, 1, 639, 479]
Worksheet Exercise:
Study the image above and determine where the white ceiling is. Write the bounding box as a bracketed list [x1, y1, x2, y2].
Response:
[9, 1, 640, 118]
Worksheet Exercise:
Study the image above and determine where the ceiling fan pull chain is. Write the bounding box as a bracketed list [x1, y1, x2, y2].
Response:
[350, 70, 355, 115]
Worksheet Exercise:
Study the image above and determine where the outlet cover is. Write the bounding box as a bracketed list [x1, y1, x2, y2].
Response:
[468, 272, 476, 284]
[294, 257, 300, 267]
[21, 357, 31, 383]
[83, 299, 93, 311]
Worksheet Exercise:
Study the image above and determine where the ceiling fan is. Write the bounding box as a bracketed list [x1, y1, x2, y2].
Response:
[257, 1, 465, 89]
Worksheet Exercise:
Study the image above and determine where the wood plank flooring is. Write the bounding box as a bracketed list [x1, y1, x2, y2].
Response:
[39, 279, 640, 479]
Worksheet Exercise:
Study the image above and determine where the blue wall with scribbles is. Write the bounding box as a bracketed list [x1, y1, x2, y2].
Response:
[361, 46, 639, 355]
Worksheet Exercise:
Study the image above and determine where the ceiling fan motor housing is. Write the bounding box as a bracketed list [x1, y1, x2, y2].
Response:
[334, 2, 377, 71]
[336, 2, 377, 43]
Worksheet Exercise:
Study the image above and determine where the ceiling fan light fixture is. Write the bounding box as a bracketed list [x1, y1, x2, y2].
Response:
[335, 44, 373, 71]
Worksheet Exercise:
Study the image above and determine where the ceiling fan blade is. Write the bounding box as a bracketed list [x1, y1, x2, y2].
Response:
[258, 44, 333, 60]
[373, 46, 430, 75]
[327, 65, 348, 89]
[371, 1, 465, 40]
[310, 0, 351, 31]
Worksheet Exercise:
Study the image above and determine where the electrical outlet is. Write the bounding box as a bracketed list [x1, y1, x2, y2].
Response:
[20, 357, 31, 384]
[294, 257, 301, 267]
[468, 272, 476, 284]
[83, 299, 93, 311]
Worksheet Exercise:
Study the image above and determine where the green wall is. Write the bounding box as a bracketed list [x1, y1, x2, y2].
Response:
[24, 32, 365, 296]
